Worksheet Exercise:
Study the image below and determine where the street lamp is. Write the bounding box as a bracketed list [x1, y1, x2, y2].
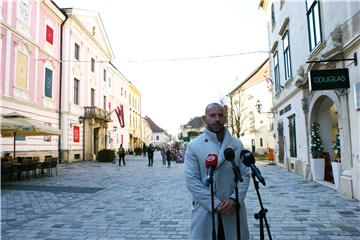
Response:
[79, 116, 85, 161]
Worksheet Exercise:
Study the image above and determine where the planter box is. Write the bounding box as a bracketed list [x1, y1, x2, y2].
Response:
[311, 158, 325, 181]
[331, 161, 342, 189]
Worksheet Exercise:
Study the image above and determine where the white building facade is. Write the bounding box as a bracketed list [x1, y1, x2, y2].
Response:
[228, 59, 274, 155]
[261, 0, 359, 200]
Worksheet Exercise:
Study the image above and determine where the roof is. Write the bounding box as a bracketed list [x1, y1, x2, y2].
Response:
[229, 58, 269, 95]
[144, 116, 166, 133]
[184, 116, 205, 129]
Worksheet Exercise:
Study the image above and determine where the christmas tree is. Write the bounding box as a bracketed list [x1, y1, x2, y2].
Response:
[310, 122, 323, 158]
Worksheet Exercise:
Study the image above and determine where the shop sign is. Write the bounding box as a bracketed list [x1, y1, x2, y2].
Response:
[309, 68, 350, 91]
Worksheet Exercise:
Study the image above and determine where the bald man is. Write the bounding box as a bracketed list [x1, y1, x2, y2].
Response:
[184, 103, 250, 240]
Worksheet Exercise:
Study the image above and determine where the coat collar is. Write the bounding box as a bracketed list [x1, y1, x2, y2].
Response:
[203, 128, 237, 166]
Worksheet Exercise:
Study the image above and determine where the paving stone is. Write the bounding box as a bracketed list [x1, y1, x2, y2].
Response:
[1, 153, 360, 240]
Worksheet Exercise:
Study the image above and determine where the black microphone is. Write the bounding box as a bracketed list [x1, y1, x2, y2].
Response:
[224, 148, 243, 182]
[241, 150, 266, 186]
[205, 154, 218, 185]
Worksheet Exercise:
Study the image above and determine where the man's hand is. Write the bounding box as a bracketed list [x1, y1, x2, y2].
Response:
[216, 199, 237, 215]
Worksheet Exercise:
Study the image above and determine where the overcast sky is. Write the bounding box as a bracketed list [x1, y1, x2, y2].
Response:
[55, 0, 269, 135]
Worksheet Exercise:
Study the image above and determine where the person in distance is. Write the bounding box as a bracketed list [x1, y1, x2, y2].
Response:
[184, 102, 250, 240]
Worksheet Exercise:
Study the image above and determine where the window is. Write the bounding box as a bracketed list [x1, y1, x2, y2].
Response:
[103, 95, 106, 110]
[249, 112, 255, 133]
[45, 25, 54, 45]
[306, 0, 322, 51]
[103, 69, 106, 81]
[17, 0, 30, 24]
[44, 68, 53, 98]
[271, 3, 275, 29]
[260, 138, 263, 147]
[282, 31, 292, 80]
[74, 43, 80, 60]
[288, 114, 297, 157]
[156, 136, 159, 141]
[91, 58, 95, 72]
[74, 78, 79, 105]
[15, 51, 28, 89]
[273, 51, 281, 92]
[91, 88, 95, 106]
[121, 87, 123, 96]
[15, 136, 26, 141]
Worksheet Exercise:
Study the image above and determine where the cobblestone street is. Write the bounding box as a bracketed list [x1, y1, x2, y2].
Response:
[1, 152, 360, 239]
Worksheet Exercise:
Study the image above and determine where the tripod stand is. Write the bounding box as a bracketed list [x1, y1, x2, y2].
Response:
[209, 177, 216, 240]
[251, 172, 272, 240]
[232, 167, 242, 240]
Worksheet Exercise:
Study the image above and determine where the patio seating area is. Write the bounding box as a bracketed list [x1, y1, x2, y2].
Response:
[1, 155, 58, 183]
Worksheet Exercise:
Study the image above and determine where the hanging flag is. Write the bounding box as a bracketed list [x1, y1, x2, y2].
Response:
[265, 77, 273, 90]
[115, 104, 125, 128]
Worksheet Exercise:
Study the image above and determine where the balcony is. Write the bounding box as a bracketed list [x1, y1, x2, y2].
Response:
[83, 106, 112, 122]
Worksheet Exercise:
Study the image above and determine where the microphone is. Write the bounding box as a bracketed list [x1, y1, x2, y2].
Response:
[241, 150, 266, 186]
[205, 154, 218, 185]
[224, 148, 243, 182]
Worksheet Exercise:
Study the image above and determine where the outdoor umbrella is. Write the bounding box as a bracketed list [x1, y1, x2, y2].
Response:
[0, 112, 61, 159]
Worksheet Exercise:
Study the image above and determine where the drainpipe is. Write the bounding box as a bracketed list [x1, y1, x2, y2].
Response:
[58, 6, 68, 163]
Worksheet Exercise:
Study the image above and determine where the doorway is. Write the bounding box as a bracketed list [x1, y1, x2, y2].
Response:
[277, 122, 284, 164]
[312, 96, 339, 183]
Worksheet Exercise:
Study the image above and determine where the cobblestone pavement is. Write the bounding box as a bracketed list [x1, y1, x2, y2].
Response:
[1, 152, 360, 240]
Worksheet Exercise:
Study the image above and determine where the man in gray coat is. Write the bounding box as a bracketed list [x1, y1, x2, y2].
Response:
[184, 103, 250, 240]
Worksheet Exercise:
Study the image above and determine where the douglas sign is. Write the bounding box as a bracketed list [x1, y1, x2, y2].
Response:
[309, 68, 350, 91]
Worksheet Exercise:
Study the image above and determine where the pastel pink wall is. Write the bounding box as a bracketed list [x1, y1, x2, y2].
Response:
[1, 1, 62, 110]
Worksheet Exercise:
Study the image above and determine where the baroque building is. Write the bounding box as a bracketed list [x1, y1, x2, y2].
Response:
[260, 0, 359, 200]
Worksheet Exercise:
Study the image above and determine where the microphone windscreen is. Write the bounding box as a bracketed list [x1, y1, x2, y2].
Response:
[205, 154, 218, 169]
[241, 150, 255, 166]
[224, 148, 235, 160]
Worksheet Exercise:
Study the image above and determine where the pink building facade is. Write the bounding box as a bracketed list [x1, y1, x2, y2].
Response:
[1, 1, 140, 163]
[1, 0, 65, 160]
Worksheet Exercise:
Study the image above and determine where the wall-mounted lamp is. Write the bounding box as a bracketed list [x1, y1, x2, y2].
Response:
[78, 116, 84, 124]
[256, 100, 273, 114]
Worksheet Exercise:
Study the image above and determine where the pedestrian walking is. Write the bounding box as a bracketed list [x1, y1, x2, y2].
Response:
[142, 143, 147, 157]
[118, 144, 126, 166]
[166, 146, 172, 167]
[184, 102, 251, 240]
[161, 147, 167, 165]
[147, 143, 155, 166]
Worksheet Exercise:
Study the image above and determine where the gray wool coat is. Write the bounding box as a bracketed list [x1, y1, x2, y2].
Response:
[184, 128, 250, 240]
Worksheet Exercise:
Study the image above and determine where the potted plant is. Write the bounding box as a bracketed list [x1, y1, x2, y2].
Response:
[331, 132, 342, 189]
[310, 122, 325, 181]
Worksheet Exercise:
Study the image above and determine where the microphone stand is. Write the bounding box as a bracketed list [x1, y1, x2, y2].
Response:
[251, 172, 272, 240]
[208, 173, 216, 240]
[231, 164, 242, 240]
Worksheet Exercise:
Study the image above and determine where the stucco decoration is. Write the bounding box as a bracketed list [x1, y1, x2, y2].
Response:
[295, 65, 306, 88]
[330, 25, 343, 47]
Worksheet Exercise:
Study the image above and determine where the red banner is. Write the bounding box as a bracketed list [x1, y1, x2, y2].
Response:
[46, 25, 54, 44]
[73, 126, 80, 142]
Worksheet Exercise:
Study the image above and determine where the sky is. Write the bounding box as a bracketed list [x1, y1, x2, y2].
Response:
[55, 0, 269, 136]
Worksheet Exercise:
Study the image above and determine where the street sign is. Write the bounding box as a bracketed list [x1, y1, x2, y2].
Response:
[309, 68, 350, 91]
